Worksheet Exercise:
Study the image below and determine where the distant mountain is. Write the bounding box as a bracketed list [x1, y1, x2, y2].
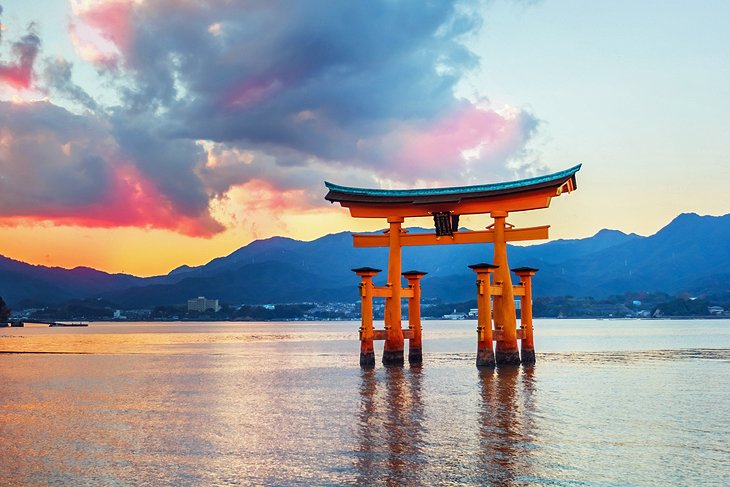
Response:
[1, 212, 728, 308]
[0, 255, 144, 307]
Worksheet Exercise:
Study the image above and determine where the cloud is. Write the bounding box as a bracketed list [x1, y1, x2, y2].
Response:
[0, 101, 221, 236]
[42, 58, 98, 111]
[0, 1, 545, 236]
[76, 0, 540, 183]
[68, 0, 134, 70]
[0, 14, 40, 90]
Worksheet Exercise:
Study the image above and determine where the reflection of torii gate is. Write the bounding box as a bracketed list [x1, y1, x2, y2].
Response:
[324, 164, 581, 367]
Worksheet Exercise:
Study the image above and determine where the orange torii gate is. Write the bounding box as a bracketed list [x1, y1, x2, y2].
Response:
[324, 164, 581, 367]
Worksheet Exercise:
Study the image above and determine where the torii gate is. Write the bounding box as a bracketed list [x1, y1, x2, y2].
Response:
[324, 164, 581, 367]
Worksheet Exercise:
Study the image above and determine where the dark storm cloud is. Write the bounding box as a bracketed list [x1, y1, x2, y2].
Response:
[0, 17, 40, 89]
[0, 0, 542, 235]
[42, 58, 98, 111]
[0, 101, 112, 214]
[120, 1, 483, 167]
[109, 110, 211, 216]
[0, 100, 224, 235]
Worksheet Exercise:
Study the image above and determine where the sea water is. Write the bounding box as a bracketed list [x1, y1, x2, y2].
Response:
[1, 319, 729, 485]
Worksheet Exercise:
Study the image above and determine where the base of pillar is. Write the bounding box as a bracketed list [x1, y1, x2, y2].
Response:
[360, 351, 376, 368]
[382, 349, 404, 366]
[520, 348, 536, 365]
[476, 349, 496, 367]
[495, 349, 521, 365]
[408, 347, 422, 364]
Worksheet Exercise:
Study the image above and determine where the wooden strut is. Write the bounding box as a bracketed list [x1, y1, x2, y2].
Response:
[352, 218, 539, 368]
[354, 271, 530, 341]
[353, 266, 427, 367]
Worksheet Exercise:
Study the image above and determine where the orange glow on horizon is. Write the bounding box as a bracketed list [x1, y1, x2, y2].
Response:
[0, 207, 388, 276]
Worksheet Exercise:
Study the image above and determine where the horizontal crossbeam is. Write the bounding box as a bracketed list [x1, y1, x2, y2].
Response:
[487, 285, 526, 296]
[371, 329, 415, 340]
[371, 287, 415, 298]
[353, 226, 549, 248]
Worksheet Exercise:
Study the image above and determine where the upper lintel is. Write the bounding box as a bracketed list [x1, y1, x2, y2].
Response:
[324, 164, 581, 218]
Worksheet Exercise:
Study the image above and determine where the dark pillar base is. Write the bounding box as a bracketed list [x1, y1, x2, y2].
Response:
[360, 351, 376, 368]
[382, 349, 404, 366]
[520, 348, 536, 365]
[408, 347, 423, 364]
[495, 349, 521, 366]
[476, 349, 496, 367]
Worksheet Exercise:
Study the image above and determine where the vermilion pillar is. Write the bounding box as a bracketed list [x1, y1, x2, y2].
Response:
[403, 270, 427, 364]
[383, 217, 405, 365]
[513, 267, 538, 365]
[491, 211, 521, 365]
[353, 267, 381, 367]
[469, 263, 498, 367]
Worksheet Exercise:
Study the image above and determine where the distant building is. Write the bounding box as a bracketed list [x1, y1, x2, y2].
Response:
[187, 296, 221, 313]
[442, 309, 465, 320]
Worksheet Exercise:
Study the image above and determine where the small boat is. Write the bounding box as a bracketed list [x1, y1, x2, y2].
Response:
[1, 321, 25, 327]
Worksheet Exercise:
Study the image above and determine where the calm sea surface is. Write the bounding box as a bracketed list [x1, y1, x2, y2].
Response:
[1, 319, 729, 485]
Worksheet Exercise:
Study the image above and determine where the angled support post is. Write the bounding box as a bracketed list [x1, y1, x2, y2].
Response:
[513, 267, 538, 365]
[469, 263, 498, 367]
[352, 267, 381, 367]
[402, 270, 427, 365]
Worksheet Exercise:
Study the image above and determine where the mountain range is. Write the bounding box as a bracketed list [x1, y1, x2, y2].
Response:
[1, 212, 728, 308]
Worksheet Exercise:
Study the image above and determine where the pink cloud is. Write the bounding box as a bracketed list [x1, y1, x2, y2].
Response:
[0, 163, 223, 237]
[0, 32, 40, 90]
[69, 0, 135, 68]
[230, 179, 309, 212]
[92, 163, 224, 236]
[0, 64, 33, 89]
[388, 104, 529, 181]
[226, 78, 283, 109]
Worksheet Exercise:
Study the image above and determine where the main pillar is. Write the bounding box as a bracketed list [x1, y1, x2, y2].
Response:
[353, 267, 381, 367]
[491, 211, 521, 365]
[513, 267, 538, 365]
[383, 217, 405, 365]
[469, 263, 498, 367]
[403, 270, 427, 364]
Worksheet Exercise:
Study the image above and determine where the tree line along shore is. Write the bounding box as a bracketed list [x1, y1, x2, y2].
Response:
[5, 292, 729, 322]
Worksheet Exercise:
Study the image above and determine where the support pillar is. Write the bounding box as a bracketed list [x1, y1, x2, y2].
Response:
[491, 211, 521, 365]
[469, 263, 498, 367]
[513, 267, 538, 365]
[403, 270, 427, 364]
[352, 267, 381, 367]
[383, 217, 405, 366]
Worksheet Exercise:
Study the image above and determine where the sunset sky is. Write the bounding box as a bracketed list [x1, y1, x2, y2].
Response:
[1, 0, 728, 276]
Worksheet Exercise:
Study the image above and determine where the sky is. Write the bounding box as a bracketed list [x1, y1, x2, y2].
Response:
[0, 0, 728, 276]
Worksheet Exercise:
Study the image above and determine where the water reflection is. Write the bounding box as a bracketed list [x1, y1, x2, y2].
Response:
[354, 364, 540, 485]
[477, 365, 537, 485]
[355, 366, 425, 485]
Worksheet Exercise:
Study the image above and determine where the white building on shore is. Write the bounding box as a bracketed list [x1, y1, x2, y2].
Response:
[187, 296, 221, 313]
